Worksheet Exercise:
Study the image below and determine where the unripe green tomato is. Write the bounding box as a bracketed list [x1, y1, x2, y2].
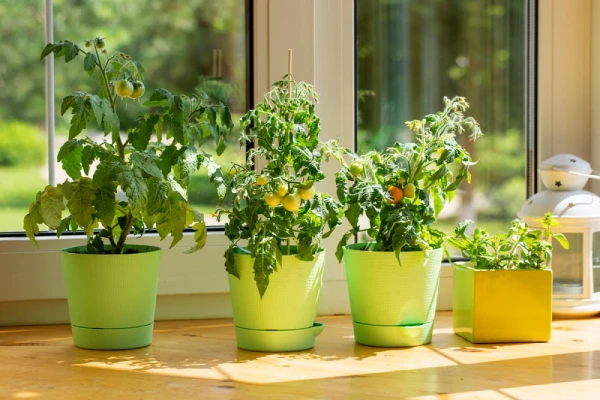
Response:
[129, 81, 145, 99]
[403, 183, 416, 198]
[256, 174, 269, 186]
[84, 40, 91, 48]
[96, 38, 105, 49]
[372, 153, 383, 164]
[264, 192, 281, 207]
[282, 193, 301, 212]
[349, 162, 364, 177]
[277, 184, 288, 197]
[398, 177, 406, 185]
[115, 80, 133, 97]
[298, 186, 316, 200]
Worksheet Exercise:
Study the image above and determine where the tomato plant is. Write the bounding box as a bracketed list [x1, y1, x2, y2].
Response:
[217, 76, 344, 297]
[24, 38, 234, 254]
[333, 96, 483, 262]
[447, 213, 569, 270]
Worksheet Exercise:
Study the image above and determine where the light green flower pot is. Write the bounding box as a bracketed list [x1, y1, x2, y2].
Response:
[61, 245, 161, 350]
[228, 247, 326, 352]
[343, 243, 443, 347]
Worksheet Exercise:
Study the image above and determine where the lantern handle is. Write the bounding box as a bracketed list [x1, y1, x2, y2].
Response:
[552, 166, 600, 180]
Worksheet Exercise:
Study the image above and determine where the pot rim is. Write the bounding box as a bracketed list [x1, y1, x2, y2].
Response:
[232, 245, 324, 258]
[453, 261, 551, 272]
[61, 244, 161, 256]
[343, 241, 442, 253]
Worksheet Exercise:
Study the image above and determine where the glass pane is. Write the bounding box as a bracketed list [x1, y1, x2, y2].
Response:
[0, 1, 48, 232]
[552, 232, 583, 296]
[593, 232, 600, 294]
[356, 0, 527, 241]
[54, 0, 248, 227]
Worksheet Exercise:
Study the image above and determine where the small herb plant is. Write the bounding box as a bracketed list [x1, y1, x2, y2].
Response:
[447, 213, 569, 270]
[334, 96, 482, 261]
[217, 76, 344, 297]
[24, 37, 233, 254]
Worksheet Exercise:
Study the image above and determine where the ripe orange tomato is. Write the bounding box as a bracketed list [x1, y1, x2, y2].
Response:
[386, 186, 403, 204]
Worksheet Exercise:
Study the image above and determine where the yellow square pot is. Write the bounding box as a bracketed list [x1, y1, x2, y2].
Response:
[453, 262, 552, 343]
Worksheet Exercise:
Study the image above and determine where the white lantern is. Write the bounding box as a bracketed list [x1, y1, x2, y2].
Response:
[518, 154, 600, 317]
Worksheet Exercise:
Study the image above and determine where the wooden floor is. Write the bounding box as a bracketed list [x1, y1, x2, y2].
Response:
[1, 312, 599, 400]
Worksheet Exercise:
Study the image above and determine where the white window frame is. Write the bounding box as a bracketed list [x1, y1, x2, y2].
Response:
[0, 0, 591, 325]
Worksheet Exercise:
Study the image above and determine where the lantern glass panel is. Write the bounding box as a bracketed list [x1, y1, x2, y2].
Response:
[593, 232, 600, 294]
[552, 232, 583, 295]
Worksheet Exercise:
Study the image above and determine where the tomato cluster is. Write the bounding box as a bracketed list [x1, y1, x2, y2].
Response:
[115, 79, 145, 100]
[257, 174, 316, 212]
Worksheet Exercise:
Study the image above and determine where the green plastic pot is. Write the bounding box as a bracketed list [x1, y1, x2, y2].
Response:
[228, 247, 326, 352]
[343, 243, 443, 347]
[61, 245, 161, 350]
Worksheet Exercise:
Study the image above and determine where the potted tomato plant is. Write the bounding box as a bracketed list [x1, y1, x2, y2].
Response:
[448, 213, 568, 343]
[334, 96, 482, 347]
[216, 76, 343, 352]
[24, 37, 232, 350]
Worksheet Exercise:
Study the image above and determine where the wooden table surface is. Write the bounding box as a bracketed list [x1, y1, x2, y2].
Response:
[1, 312, 599, 399]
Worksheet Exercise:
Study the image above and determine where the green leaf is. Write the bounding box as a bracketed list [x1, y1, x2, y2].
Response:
[177, 145, 197, 181]
[60, 93, 79, 116]
[184, 219, 207, 254]
[93, 156, 126, 187]
[101, 99, 120, 139]
[156, 195, 186, 248]
[118, 167, 148, 217]
[253, 246, 277, 298]
[145, 177, 171, 216]
[61, 147, 83, 180]
[56, 216, 72, 238]
[224, 246, 239, 278]
[165, 114, 184, 144]
[83, 53, 98, 75]
[68, 178, 96, 228]
[93, 184, 117, 227]
[336, 231, 354, 262]
[40, 186, 65, 229]
[23, 214, 39, 247]
[159, 145, 180, 176]
[40, 43, 55, 60]
[129, 114, 159, 151]
[142, 88, 173, 108]
[63, 41, 79, 63]
[68, 95, 93, 139]
[88, 95, 104, 126]
[130, 152, 163, 179]
[554, 233, 570, 250]
[167, 175, 188, 201]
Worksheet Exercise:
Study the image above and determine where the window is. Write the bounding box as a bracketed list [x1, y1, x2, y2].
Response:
[0, 0, 250, 232]
[356, 0, 529, 238]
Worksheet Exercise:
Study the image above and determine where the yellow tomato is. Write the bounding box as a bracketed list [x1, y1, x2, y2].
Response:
[256, 174, 269, 186]
[282, 193, 301, 212]
[115, 80, 133, 98]
[403, 183, 416, 198]
[277, 184, 288, 197]
[298, 186, 316, 200]
[264, 192, 281, 207]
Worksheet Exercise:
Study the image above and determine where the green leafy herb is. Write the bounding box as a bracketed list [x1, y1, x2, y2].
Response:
[447, 213, 569, 270]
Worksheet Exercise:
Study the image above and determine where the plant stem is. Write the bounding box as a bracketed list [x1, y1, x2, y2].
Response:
[115, 212, 135, 254]
[94, 45, 125, 160]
